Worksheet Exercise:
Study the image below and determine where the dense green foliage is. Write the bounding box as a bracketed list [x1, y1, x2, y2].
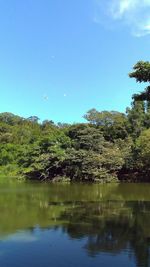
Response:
[1, 61, 150, 182]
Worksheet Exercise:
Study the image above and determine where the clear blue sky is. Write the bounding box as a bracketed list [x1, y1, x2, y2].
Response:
[0, 0, 150, 123]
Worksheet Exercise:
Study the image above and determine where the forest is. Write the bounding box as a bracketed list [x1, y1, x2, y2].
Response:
[1, 61, 150, 182]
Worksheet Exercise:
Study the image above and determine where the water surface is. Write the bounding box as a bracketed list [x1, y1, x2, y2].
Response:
[0, 181, 150, 267]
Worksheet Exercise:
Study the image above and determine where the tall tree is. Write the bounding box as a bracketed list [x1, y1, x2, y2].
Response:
[129, 61, 150, 101]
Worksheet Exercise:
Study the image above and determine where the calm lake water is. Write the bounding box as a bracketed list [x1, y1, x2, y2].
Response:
[0, 180, 150, 267]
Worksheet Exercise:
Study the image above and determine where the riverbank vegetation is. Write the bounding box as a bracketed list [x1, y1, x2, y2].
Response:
[1, 61, 150, 182]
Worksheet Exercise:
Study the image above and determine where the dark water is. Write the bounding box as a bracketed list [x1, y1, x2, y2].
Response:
[0, 181, 150, 267]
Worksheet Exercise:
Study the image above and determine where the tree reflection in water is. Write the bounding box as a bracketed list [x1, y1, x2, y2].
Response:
[58, 201, 150, 267]
[0, 183, 150, 267]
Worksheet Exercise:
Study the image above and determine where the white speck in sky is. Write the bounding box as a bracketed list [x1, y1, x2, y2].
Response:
[43, 94, 49, 101]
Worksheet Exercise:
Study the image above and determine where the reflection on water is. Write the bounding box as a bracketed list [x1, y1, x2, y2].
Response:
[0, 182, 150, 267]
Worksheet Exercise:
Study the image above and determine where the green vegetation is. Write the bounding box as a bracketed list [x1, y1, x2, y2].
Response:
[1, 61, 150, 182]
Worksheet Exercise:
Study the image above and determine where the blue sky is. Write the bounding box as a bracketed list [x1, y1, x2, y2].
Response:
[0, 0, 150, 123]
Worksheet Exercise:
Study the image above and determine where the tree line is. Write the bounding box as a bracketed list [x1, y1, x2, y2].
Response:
[1, 61, 150, 182]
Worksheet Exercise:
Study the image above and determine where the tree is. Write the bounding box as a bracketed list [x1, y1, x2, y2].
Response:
[129, 61, 150, 101]
[84, 110, 128, 141]
[129, 61, 150, 83]
[128, 61, 150, 136]
[135, 129, 150, 172]
[2, 60, 150, 183]
[126, 100, 145, 138]
[0, 112, 23, 125]
[67, 124, 105, 151]
[27, 116, 40, 123]
[64, 149, 119, 182]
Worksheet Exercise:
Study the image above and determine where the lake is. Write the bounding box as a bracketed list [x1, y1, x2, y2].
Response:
[0, 181, 150, 267]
